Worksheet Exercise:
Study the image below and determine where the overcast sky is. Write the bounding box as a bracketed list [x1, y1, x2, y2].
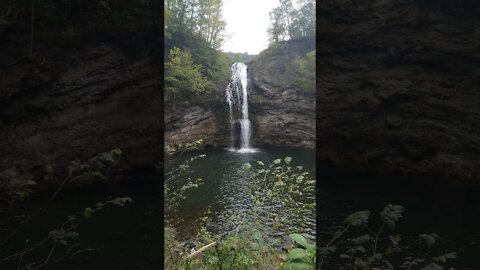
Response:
[221, 0, 279, 55]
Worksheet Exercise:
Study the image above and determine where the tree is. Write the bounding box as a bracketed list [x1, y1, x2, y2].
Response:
[279, 0, 295, 38]
[164, 0, 227, 49]
[267, 0, 315, 44]
[234, 52, 243, 62]
[163, 0, 230, 101]
[164, 4, 173, 40]
[292, 0, 315, 38]
[267, 7, 285, 43]
[164, 47, 209, 105]
[196, 0, 226, 49]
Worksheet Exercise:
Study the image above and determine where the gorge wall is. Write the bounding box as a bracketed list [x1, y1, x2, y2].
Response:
[164, 101, 229, 149]
[249, 38, 316, 149]
[317, 0, 480, 182]
[0, 44, 162, 192]
[0, 1, 163, 194]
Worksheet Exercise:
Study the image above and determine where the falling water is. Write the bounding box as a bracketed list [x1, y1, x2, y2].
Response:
[225, 62, 253, 152]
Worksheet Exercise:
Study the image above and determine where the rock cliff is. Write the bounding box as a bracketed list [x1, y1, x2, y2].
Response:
[164, 100, 229, 148]
[317, 0, 480, 181]
[0, 43, 162, 192]
[249, 38, 316, 149]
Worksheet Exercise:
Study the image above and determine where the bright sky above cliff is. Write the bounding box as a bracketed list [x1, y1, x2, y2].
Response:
[221, 0, 279, 55]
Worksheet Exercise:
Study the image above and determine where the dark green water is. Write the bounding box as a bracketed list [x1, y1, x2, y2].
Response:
[165, 147, 316, 241]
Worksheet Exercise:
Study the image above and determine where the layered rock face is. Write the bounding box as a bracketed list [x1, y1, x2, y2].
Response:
[249, 38, 316, 149]
[164, 102, 229, 148]
[0, 43, 162, 189]
[317, 0, 480, 181]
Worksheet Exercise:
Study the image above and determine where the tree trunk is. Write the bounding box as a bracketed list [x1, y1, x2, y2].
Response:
[187, 241, 217, 260]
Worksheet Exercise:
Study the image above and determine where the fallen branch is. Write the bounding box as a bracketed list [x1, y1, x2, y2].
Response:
[187, 241, 217, 260]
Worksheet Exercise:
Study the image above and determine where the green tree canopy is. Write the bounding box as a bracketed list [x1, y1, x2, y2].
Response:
[164, 47, 210, 103]
[267, 0, 315, 44]
[164, 0, 230, 95]
[164, 0, 227, 49]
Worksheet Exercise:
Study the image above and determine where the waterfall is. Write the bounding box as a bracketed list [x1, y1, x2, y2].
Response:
[225, 62, 254, 152]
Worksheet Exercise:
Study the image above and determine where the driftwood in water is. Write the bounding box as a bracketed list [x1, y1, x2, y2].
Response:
[187, 241, 217, 260]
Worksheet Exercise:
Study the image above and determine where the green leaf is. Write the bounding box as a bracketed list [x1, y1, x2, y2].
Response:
[340, 254, 350, 259]
[83, 207, 93, 218]
[318, 246, 336, 256]
[119, 197, 133, 204]
[433, 252, 458, 263]
[274, 180, 285, 187]
[389, 235, 401, 246]
[65, 231, 79, 239]
[419, 233, 439, 246]
[281, 262, 312, 270]
[384, 260, 394, 270]
[44, 164, 54, 173]
[289, 233, 308, 248]
[350, 234, 371, 244]
[16, 190, 29, 199]
[284, 157, 292, 164]
[287, 248, 311, 264]
[91, 171, 108, 180]
[354, 246, 366, 253]
[344, 210, 370, 226]
[305, 243, 316, 254]
[381, 204, 405, 229]
[110, 148, 122, 156]
[252, 231, 263, 244]
[109, 197, 133, 207]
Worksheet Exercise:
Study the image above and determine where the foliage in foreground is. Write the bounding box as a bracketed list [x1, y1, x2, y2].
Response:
[319, 205, 458, 270]
[0, 149, 132, 269]
[164, 154, 316, 270]
[166, 223, 316, 270]
[164, 139, 205, 219]
[238, 157, 315, 237]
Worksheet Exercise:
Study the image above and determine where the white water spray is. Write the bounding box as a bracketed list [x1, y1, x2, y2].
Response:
[225, 62, 254, 152]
